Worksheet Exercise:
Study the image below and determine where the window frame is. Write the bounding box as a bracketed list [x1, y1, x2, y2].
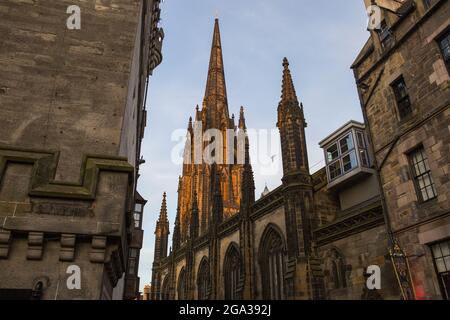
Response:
[437, 29, 450, 74]
[430, 239, 450, 300]
[378, 20, 395, 50]
[133, 202, 144, 229]
[127, 248, 139, 276]
[391, 76, 413, 120]
[407, 146, 437, 203]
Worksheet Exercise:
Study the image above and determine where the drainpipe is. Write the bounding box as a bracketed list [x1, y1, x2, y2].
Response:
[355, 67, 416, 300]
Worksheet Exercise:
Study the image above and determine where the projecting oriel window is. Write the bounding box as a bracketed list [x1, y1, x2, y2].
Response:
[409, 147, 437, 202]
[325, 131, 363, 182]
[391, 76, 412, 120]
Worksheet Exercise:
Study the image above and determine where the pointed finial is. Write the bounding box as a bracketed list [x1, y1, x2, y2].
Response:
[215, 9, 219, 19]
[280, 57, 299, 105]
[159, 192, 168, 222]
[239, 106, 246, 129]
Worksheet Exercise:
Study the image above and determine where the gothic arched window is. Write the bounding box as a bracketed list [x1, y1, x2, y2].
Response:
[259, 224, 286, 300]
[328, 249, 347, 289]
[177, 268, 186, 300]
[161, 275, 170, 300]
[224, 243, 242, 300]
[197, 257, 210, 300]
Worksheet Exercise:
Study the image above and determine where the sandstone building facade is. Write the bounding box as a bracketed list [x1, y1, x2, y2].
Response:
[352, 0, 449, 299]
[151, 19, 402, 300]
[0, 0, 163, 300]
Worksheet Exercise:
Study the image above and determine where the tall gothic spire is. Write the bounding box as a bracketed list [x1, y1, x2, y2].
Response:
[203, 18, 229, 128]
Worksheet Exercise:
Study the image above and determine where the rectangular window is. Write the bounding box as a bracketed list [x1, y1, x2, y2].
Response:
[134, 212, 141, 229]
[438, 31, 450, 73]
[378, 20, 394, 50]
[342, 151, 358, 173]
[409, 147, 437, 202]
[326, 144, 339, 163]
[391, 77, 412, 119]
[329, 161, 342, 180]
[431, 240, 450, 300]
[128, 259, 136, 275]
[135, 203, 143, 213]
[356, 131, 370, 167]
[339, 134, 354, 154]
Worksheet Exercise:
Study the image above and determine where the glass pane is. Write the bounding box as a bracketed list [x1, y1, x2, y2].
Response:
[356, 132, 365, 149]
[326, 144, 339, 163]
[440, 242, 450, 257]
[343, 151, 358, 172]
[417, 161, 426, 175]
[134, 213, 141, 228]
[436, 258, 446, 273]
[339, 134, 354, 154]
[425, 186, 434, 200]
[135, 203, 143, 212]
[359, 150, 369, 167]
[445, 256, 450, 271]
[421, 188, 430, 202]
[418, 176, 425, 189]
[329, 161, 342, 180]
[433, 244, 443, 258]
[130, 249, 137, 258]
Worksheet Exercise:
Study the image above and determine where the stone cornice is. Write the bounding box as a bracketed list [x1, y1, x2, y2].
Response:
[0, 146, 134, 200]
[313, 199, 384, 246]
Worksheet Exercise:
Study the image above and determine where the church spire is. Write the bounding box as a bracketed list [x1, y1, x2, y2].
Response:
[159, 192, 168, 223]
[203, 18, 229, 128]
[153, 192, 170, 262]
[281, 58, 300, 106]
[277, 58, 310, 179]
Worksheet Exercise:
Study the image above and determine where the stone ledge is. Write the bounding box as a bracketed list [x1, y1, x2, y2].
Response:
[0, 146, 134, 200]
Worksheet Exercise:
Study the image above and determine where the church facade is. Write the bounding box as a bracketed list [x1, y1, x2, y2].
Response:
[151, 19, 401, 300]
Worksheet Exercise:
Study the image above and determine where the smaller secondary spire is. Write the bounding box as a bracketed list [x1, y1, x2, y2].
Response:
[158, 192, 168, 223]
[281, 57, 300, 106]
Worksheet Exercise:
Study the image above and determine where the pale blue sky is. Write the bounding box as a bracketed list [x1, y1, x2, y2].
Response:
[137, 0, 370, 291]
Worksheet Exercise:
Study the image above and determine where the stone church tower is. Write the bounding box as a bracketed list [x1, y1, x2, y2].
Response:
[176, 19, 250, 243]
